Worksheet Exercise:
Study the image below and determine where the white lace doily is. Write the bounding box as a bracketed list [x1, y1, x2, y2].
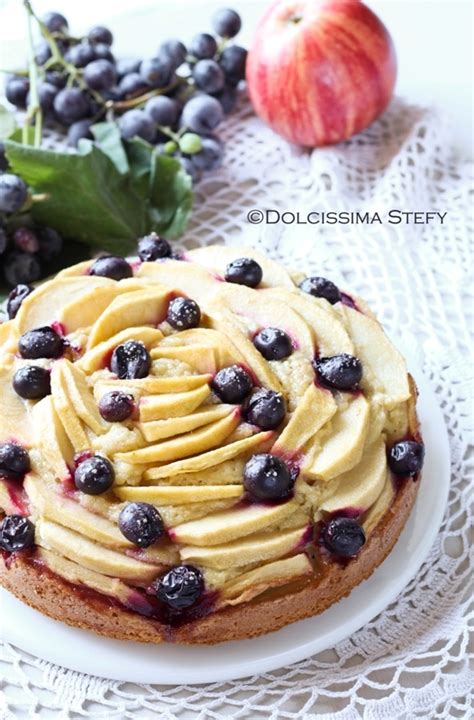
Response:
[1, 97, 473, 719]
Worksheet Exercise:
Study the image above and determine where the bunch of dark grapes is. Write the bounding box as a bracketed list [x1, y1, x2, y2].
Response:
[0, 170, 63, 286]
[5, 7, 247, 182]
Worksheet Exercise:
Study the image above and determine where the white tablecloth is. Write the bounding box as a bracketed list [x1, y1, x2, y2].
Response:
[1, 97, 473, 719]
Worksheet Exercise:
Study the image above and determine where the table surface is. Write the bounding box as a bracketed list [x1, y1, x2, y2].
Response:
[1, 0, 472, 157]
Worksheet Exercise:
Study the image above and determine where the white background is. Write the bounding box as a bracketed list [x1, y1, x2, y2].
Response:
[1, 0, 472, 157]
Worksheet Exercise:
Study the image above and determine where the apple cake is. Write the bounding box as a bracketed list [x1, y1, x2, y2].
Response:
[0, 240, 424, 643]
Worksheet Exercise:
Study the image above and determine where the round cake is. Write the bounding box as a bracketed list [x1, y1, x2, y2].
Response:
[0, 242, 424, 644]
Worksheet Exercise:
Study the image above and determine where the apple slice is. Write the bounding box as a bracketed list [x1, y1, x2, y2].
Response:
[147, 458, 246, 486]
[139, 382, 211, 422]
[92, 425, 146, 459]
[116, 409, 240, 464]
[78, 327, 163, 373]
[170, 498, 299, 546]
[272, 383, 336, 455]
[56, 260, 94, 277]
[263, 288, 354, 356]
[187, 246, 296, 288]
[362, 473, 396, 535]
[0, 320, 17, 355]
[115, 484, 243, 505]
[136, 259, 220, 303]
[339, 306, 410, 406]
[319, 437, 387, 513]
[159, 328, 241, 368]
[51, 364, 90, 452]
[220, 553, 312, 604]
[36, 520, 161, 582]
[139, 404, 234, 442]
[0, 366, 30, 444]
[144, 430, 274, 480]
[25, 476, 132, 548]
[15, 276, 114, 334]
[93, 374, 211, 402]
[61, 359, 107, 435]
[156, 499, 238, 527]
[31, 396, 74, 477]
[58, 280, 146, 333]
[304, 393, 370, 480]
[180, 526, 308, 569]
[37, 547, 135, 605]
[87, 287, 171, 348]
[150, 345, 217, 374]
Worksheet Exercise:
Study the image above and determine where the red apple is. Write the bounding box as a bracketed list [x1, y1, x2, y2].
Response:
[246, 0, 397, 147]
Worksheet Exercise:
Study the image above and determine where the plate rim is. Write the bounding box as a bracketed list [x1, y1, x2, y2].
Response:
[1, 367, 450, 685]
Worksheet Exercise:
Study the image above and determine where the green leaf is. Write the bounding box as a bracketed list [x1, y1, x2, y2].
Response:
[8, 127, 36, 145]
[148, 152, 193, 239]
[90, 122, 129, 175]
[0, 105, 17, 140]
[5, 139, 145, 254]
[126, 138, 153, 198]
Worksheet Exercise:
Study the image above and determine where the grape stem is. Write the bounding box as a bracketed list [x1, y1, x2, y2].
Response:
[108, 79, 185, 112]
[23, 0, 42, 147]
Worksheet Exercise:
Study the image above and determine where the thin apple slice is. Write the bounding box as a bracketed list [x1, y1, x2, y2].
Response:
[93, 374, 211, 402]
[170, 498, 299, 546]
[87, 287, 171, 348]
[180, 526, 308, 569]
[156, 499, 238, 527]
[37, 547, 135, 605]
[147, 458, 246, 486]
[139, 404, 234, 442]
[304, 393, 370, 480]
[187, 246, 295, 288]
[115, 484, 243, 505]
[0, 366, 30, 444]
[56, 260, 94, 277]
[31, 396, 74, 477]
[25, 476, 132, 548]
[220, 553, 312, 604]
[136, 259, 220, 303]
[362, 473, 396, 535]
[116, 409, 240, 464]
[272, 383, 336, 455]
[263, 288, 354, 356]
[320, 437, 387, 513]
[36, 520, 161, 582]
[159, 328, 241, 368]
[150, 345, 217, 374]
[78, 327, 163, 373]
[51, 364, 89, 452]
[15, 276, 114, 334]
[339, 306, 410, 407]
[144, 430, 274, 480]
[58, 280, 146, 333]
[61, 359, 107, 435]
[139, 383, 211, 422]
[0, 320, 17, 357]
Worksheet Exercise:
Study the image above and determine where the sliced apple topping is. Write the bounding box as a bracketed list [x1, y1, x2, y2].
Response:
[150, 344, 217, 375]
[116, 409, 240, 464]
[220, 553, 312, 604]
[273, 383, 336, 456]
[171, 498, 299, 546]
[320, 437, 387, 514]
[139, 404, 234, 442]
[0, 365, 31, 444]
[78, 327, 163, 373]
[87, 287, 171, 348]
[187, 245, 295, 288]
[180, 526, 308, 569]
[50, 364, 89, 452]
[61, 359, 107, 435]
[362, 474, 396, 535]
[304, 393, 370, 481]
[137, 259, 220, 303]
[58, 280, 146, 333]
[144, 431, 274, 480]
[139, 382, 211, 422]
[115, 484, 243, 505]
[31, 396, 73, 478]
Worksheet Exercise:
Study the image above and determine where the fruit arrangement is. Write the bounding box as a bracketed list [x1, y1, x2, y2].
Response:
[0, 4, 247, 286]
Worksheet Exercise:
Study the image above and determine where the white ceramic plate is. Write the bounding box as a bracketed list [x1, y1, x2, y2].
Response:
[1, 368, 450, 685]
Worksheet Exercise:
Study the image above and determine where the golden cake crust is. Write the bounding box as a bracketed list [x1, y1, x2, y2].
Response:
[0, 473, 419, 644]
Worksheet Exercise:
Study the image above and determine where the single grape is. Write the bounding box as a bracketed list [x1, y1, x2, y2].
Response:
[213, 84, 237, 114]
[145, 95, 180, 127]
[84, 59, 117, 91]
[191, 136, 223, 171]
[5, 76, 30, 109]
[53, 88, 90, 125]
[88, 26, 113, 46]
[119, 109, 156, 143]
[34, 41, 52, 66]
[0, 174, 28, 214]
[43, 11, 68, 33]
[37, 82, 58, 113]
[181, 94, 223, 134]
[179, 133, 202, 155]
[3, 252, 41, 287]
[37, 226, 63, 261]
[116, 58, 141, 78]
[13, 227, 39, 254]
[189, 33, 217, 60]
[65, 43, 96, 68]
[93, 44, 115, 63]
[212, 8, 242, 38]
[45, 70, 67, 89]
[219, 45, 247, 85]
[193, 59, 225, 94]
[159, 39, 187, 69]
[163, 140, 178, 154]
[140, 57, 173, 89]
[67, 119, 93, 147]
[118, 72, 150, 99]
